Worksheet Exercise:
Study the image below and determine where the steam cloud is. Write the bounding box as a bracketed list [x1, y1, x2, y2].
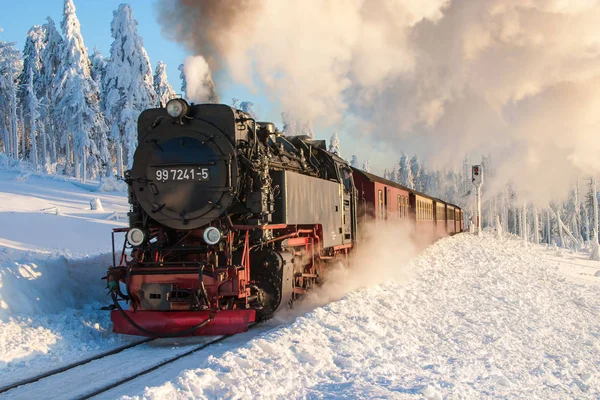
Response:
[158, 0, 600, 203]
[275, 221, 420, 320]
[183, 55, 219, 104]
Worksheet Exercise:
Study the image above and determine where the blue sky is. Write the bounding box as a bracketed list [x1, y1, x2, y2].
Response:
[0, 0, 279, 122]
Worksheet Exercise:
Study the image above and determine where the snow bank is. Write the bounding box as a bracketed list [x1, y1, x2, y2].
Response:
[129, 233, 600, 399]
[0, 250, 121, 373]
[0, 168, 132, 382]
[0, 250, 111, 319]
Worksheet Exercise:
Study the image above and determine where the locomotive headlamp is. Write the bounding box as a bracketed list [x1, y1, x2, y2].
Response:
[126, 228, 146, 247]
[166, 98, 189, 118]
[203, 227, 221, 245]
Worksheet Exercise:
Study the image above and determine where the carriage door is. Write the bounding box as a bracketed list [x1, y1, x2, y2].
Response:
[339, 165, 353, 244]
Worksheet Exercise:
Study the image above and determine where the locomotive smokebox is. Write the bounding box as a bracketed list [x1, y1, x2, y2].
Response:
[129, 105, 240, 230]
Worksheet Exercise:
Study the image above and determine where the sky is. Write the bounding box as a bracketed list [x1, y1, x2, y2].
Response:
[0, 0, 394, 174]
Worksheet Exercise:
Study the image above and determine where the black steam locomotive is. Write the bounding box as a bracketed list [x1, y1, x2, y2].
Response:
[106, 99, 357, 337]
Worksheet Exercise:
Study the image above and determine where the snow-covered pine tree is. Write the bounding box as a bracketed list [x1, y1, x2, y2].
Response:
[104, 3, 157, 176]
[533, 206, 540, 244]
[281, 112, 298, 135]
[389, 168, 397, 185]
[590, 177, 599, 261]
[21, 26, 48, 168]
[410, 154, 422, 191]
[328, 132, 340, 156]
[444, 170, 458, 204]
[420, 169, 430, 193]
[53, 0, 107, 181]
[462, 154, 470, 196]
[90, 48, 107, 90]
[522, 202, 528, 242]
[0, 34, 22, 159]
[573, 181, 582, 242]
[20, 25, 45, 102]
[546, 208, 552, 244]
[25, 67, 40, 169]
[154, 61, 175, 107]
[154, 61, 176, 107]
[398, 153, 414, 189]
[350, 155, 358, 168]
[1, 120, 8, 156]
[383, 169, 390, 180]
[582, 204, 590, 242]
[302, 120, 314, 138]
[40, 18, 63, 164]
[281, 112, 313, 138]
[362, 160, 370, 173]
[19, 107, 25, 157]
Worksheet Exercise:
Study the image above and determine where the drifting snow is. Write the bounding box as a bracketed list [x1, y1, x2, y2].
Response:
[128, 233, 600, 399]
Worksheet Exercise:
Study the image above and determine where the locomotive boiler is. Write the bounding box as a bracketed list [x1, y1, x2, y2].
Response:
[106, 99, 357, 337]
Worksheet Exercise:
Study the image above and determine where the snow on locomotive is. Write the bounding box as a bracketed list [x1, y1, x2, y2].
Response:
[105, 98, 462, 337]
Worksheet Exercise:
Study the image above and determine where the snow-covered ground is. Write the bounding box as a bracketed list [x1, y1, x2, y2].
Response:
[0, 169, 132, 386]
[1, 167, 600, 399]
[121, 233, 600, 400]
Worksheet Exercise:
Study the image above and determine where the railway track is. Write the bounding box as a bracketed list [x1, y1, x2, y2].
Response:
[0, 324, 262, 399]
[0, 338, 153, 395]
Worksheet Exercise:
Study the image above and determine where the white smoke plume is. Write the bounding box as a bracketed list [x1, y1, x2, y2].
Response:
[275, 220, 421, 320]
[182, 55, 219, 103]
[158, 0, 600, 204]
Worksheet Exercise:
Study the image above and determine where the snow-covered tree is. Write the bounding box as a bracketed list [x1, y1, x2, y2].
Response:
[40, 17, 63, 164]
[0, 33, 22, 159]
[20, 26, 45, 101]
[21, 25, 57, 168]
[90, 48, 107, 90]
[104, 3, 157, 176]
[350, 155, 358, 168]
[383, 169, 390, 180]
[25, 67, 40, 169]
[533, 206, 540, 244]
[590, 177, 599, 261]
[154, 61, 175, 107]
[410, 154, 422, 191]
[328, 132, 340, 156]
[53, 0, 108, 181]
[398, 153, 414, 189]
[362, 160, 370, 173]
[281, 112, 313, 138]
[389, 168, 397, 184]
[1, 119, 8, 155]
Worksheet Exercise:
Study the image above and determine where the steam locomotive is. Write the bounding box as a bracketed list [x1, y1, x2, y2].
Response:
[105, 99, 462, 337]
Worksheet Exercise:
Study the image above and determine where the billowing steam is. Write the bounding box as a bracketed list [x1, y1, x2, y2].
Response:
[275, 220, 421, 321]
[182, 55, 219, 103]
[158, 0, 600, 203]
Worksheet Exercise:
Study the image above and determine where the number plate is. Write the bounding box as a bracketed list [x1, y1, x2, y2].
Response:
[154, 167, 210, 182]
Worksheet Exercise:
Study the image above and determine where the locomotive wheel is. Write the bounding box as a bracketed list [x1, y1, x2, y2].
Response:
[250, 249, 293, 320]
[254, 276, 281, 321]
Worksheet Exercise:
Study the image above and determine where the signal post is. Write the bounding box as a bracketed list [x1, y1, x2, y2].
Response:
[472, 165, 483, 235]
